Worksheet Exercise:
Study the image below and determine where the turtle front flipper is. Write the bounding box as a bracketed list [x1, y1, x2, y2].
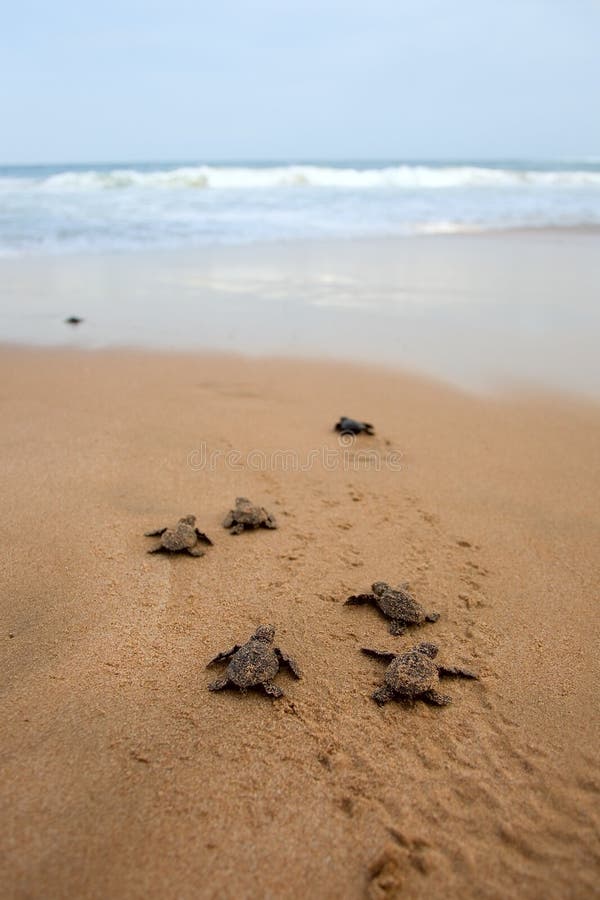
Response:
[263, 514, 277, 530]
[222, 511, 235, 528]
[425, 612, 440, 623]
[230, 523, 245, 535]
[206, 645, 241, 667]
[437, 665, 478, 679]
[345, 593, 374, 606]
[208, 676, 230, 692]
[276, 649, 301, 678]
[262, 682, 284, 698]
[422, 689, 452, 706]
[372, 685, 394, 705]
[145, 527, 167, 537]
[364, 422, 375, 435]
[361, 648, 397, 661]
[389, 620, 407, 636]
[147, 544, 167, 554]
[195, 529, 213, 545]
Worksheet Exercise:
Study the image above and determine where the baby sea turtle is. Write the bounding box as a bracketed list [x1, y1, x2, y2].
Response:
[362, 642, 478, 706]
[145, 514, 213, 556]
[207, 625, 301, 698]
[65, 316, 83, 325]
[334, 416, 375, 436]
[223, 497, 277, 534]
[345, 581, 440, 635]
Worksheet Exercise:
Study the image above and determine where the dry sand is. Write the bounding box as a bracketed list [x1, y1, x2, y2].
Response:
[1, 346, 599, 899]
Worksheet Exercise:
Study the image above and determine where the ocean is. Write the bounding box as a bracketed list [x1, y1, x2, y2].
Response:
[1, 159, 600, 256]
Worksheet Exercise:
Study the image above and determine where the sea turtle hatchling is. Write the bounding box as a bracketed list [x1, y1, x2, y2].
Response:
[222, 497, 277, 534]
[345, 581, 440, 635]
[334, 416, 375, 436]
[207, 625, 301, 698]
[145, 514, 213, 556]
[362, 642, 478, 706]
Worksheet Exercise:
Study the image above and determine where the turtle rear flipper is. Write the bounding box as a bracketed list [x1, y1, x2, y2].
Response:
[145, 527, 167, 537]
[364, 422, 375, 435]
[262, 682, 284, 698]
[372, 685, 393, 705]
[422, 689, 451, 706]
[208, 676, 230, 692]
[195, 529, 213, 545]
[276, 648, 301, 678]
[147, 544, 167, 554]
[206, 645, 241, 667]
[389, 620, 407, 636]
[345, 593, 374, 606]
[187, 546, 205, 557]
[425, 612, 440, 623]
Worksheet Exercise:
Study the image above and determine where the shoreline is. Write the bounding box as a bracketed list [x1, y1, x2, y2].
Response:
[3, 340, 600, 406]
[2, 221, 600, 259]
[1, 346, 598, 898]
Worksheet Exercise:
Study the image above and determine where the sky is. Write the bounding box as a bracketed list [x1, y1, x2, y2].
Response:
[1, 0, 599, 164]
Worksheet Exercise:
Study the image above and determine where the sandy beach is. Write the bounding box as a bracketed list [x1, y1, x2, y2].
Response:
[3, 1, 600, 893]
[1, 345, 598, 899]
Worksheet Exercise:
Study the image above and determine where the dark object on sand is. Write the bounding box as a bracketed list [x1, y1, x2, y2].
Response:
[345, 581, 439, 635]
[223, 497, 277, 534]
[207, 625, 301, 697]
[65, 316, 83, 325]
[145, 514, 213, 556]
[362, 642, 478, 706]
[334, 417, 374, 436]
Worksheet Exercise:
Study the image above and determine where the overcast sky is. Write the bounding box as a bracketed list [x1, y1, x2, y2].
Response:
[1, 0, 599, 164]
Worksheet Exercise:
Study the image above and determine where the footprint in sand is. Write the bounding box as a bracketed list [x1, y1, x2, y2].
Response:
[367, 832, 431, 898]
[419, 509, 440, 527]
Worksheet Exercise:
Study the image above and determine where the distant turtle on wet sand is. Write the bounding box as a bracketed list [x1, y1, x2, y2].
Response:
[145, 514, 213, 556]
[362, 642, 478, 706]
[65, 316, 83, 325]
[334, 417, 375, 436]
[223, 497, 277, 534]
[207, 624, 301, 698]
[345, 581, 440, 635]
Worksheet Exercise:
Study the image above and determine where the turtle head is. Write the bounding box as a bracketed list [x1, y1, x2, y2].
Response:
[180, 514, 196, 526]
[415, 642, 439, 659]
[252, 624, 275, 643]
[372, 582, 390, 597]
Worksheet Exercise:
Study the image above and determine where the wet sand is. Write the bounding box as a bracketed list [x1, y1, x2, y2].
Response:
[2, 229, 600, 395]
[1, 346, 599, 899]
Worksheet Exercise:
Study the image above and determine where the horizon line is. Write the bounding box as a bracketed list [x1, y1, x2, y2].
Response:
[2, 155, 600, 169]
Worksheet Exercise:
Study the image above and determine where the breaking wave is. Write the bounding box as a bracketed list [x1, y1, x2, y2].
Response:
[1, 160, 600, 254]
[3, 163, 600, 193]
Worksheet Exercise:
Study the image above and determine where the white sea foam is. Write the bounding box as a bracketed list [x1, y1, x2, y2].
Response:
[1, 161, 600, 254]
[2, 164, 600, 193]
